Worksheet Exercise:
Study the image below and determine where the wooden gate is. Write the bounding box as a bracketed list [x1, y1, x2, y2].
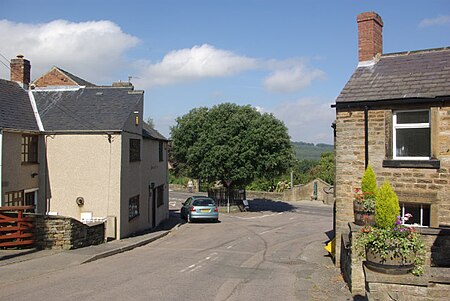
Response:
[0, 206, 35, 248]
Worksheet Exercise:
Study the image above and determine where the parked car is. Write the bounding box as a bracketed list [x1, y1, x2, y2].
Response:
[180, 196, 219, 223]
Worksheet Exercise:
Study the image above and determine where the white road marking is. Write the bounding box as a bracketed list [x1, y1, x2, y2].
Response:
[179, 252, 219, 273]
[230, 213, 280, 220]
[259, 226, 284, 235]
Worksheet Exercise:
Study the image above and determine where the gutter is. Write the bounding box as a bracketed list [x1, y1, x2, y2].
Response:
[331, 96, 448, 109]
[364, 106, 369, 169]
[0, 130, 2, 205]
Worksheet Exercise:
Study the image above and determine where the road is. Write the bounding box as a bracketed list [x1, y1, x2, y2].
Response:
[0, 193, 351, 301]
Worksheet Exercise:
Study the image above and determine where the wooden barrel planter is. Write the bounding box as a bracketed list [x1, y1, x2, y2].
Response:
[353, 202, 375, 226]
[365, 248, 414, 274]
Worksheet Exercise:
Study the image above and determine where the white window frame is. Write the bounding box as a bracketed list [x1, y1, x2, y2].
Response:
[24, 188, 38, 206]
[393, 109, 430, 160]
[401, 203, 429, 227]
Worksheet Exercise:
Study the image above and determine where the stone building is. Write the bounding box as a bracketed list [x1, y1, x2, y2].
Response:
[333, 11, 450, 298]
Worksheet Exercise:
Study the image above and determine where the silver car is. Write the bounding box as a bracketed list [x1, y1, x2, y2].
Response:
[180, 196, 219, 223]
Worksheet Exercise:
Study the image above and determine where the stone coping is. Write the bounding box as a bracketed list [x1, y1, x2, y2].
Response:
[363, 265, 429, 286]
[430, 267, 450, 284]
[364, 266, 450, 285]
[348, 222, 450, 236]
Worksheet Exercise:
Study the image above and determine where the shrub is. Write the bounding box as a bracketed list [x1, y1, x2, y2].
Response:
[361, 165, 377, 195]
[375, 180, 400, 229]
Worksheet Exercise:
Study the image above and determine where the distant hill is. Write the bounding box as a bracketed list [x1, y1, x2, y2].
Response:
[292, 141, 333, 161]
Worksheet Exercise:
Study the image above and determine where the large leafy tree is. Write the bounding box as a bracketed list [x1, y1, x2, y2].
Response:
[170, 103, 294, 187]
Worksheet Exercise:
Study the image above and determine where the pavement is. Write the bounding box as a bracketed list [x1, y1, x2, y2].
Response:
[0, 211, 182, 282]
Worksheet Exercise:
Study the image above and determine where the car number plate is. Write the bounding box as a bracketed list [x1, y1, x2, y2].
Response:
[201, 209, 210, 212]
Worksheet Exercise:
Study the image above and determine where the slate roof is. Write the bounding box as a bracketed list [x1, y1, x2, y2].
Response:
[336, 47, 450, 103]
[33, 87, 143, 131]
[56, 67, 96, 87]
[142, 122, 168, 141]
[0, 79, 39, 131]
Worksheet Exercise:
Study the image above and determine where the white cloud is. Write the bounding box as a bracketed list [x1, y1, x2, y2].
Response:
[134, 44, 259, 88]
[263, 61, 326, 93]
[419, 15, 450, 27]
[0, 19, 139, 82]
[259, 98, 335, 144]
[0, 19, 325, 95]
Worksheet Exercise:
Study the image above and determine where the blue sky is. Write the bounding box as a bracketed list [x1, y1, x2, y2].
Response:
[1, 0, 449, 143]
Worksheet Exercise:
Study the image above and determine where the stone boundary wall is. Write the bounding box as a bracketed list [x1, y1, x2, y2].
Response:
[283, 179, 334, 204]
[246, 190, 284, 201]
[33, 214, 105, 250]
[169, 182, 334, 204]
[344, 222, 450, 299]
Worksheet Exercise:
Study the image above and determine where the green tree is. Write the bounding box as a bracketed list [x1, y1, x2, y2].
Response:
[310, 152, 335, 185]
[375, 180, 400, 229]
[362, 165, 377, 195]
[170, 103, 294, 187]
[145, 116, 155, 128]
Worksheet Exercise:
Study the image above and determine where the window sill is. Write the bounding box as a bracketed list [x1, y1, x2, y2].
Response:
[382, 159, 440, 169]
[21, 162, 39, 165]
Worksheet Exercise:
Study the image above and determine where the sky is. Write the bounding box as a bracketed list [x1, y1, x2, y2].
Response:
[0, 1, 449, 144]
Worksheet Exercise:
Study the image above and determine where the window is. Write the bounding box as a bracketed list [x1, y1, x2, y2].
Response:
[3, 190, 23, 206]
[159, 141, 164, 162]
[128, 195, 140, 220]
[129, 139, 141, 162]
[22, 134, 38, 163]
[157, 185, 164, 207]
[3, 190, 36, 212]
[401, 203, 430, 227]
[393, 110, 430, 160]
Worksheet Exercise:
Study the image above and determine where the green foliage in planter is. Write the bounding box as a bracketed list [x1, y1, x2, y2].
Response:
[353, 219, 426, 276]
[375, 180, 400, 229]
[361, 165, 377, 195]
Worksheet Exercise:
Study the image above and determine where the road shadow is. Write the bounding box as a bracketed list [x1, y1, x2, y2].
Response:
[0, 248, 40, 262]
[247, 198, 296, 213]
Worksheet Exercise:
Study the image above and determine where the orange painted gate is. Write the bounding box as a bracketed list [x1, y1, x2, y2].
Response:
[0, 206, 35, 248]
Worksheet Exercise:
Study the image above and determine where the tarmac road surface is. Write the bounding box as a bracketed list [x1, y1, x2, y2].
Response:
[0, 198, 353, 301]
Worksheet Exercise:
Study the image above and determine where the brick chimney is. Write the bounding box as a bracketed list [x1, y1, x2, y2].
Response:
[10, 54, 31, 88]
[357, 12, 383, 63]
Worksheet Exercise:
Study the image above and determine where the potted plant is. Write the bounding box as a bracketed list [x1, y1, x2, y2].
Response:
[353, 165, 377, 226]
[354, 180, 426, 276]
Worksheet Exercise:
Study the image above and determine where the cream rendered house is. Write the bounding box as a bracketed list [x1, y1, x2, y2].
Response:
[26, 63, 168, 239]
[2, 55, 169, 239]
[0, 66, 43, 211]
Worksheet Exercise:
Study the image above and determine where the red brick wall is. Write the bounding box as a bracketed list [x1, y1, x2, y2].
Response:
[34, 68, 77, 87]
[357, 12, 383, 62]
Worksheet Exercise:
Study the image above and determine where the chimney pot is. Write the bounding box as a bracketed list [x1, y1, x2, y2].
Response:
[357, 12, 383, 63]
[10, 54, 31, 89]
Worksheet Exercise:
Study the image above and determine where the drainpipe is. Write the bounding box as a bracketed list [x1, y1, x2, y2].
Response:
[0, 130, 3, 206]
[364, 106, 369, 169]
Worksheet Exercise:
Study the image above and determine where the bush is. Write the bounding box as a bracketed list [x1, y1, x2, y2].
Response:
[375, 180, 400, 229]
[169, 171, 189, 186]
[361, 165, 377, 195]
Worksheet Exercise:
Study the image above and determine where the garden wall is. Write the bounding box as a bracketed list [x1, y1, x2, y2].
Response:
[344, 222, 450, 299]
[33, 214, 105, 250]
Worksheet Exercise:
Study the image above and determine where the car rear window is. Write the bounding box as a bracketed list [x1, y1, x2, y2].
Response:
[192, 199, 215, 206]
